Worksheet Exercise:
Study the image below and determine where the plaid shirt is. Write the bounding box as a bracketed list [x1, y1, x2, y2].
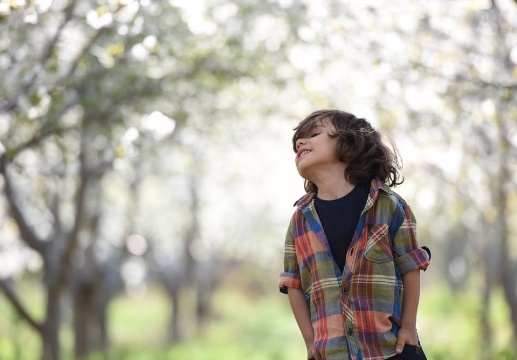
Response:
[279, 178, 430, 360]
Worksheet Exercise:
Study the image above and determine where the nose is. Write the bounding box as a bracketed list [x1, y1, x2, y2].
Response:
[295, 137, 306, 151]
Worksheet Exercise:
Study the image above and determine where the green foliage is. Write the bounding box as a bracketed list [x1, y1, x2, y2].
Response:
[496, 349, 517, 360]
[418, 285, 515, 360]
[1, 1, 517, 359]
[2, 279, 516, 360]
[0, 297, 41, 360]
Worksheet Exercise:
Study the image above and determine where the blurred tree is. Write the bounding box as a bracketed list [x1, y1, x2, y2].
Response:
[0, 0, 169, 358]
[122, 0, 310, 346]
[5, 0, 516, 358]
[336, 0, 517, 355]
[0, 0, 307, 359]
[241, 0, 517, 355]
[406, 1, 517, 353]
[486, 1, 517, 351]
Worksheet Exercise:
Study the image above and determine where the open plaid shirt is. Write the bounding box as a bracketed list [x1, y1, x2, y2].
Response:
[279, 178, 430, 360]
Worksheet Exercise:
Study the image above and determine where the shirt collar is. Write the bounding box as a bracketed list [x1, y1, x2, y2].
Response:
[293, 178, 392, 209]
[369, 178, 392, 201]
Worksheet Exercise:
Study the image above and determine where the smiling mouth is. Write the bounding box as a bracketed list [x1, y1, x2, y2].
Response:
[298, 150, 311, 159]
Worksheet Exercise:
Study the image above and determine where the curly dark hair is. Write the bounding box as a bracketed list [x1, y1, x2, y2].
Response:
[293, 110, 403, 193]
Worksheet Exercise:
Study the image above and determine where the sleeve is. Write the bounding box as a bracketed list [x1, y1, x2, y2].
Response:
[278, 217, 302, 294]
[391, 201, 430, 275]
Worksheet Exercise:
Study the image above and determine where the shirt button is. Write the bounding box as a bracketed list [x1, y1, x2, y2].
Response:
[342, 288, 347, 294]
[347, 328, 353, 336]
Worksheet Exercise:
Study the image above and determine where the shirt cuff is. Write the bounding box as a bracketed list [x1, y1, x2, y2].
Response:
[278, 272, 301, 294]
[394, 247, 430, 275]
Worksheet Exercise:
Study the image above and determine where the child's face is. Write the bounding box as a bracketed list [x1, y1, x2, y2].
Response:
[294, 117, 340, 180]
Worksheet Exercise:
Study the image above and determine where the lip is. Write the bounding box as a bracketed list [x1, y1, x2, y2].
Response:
[297, 148, 311, 159]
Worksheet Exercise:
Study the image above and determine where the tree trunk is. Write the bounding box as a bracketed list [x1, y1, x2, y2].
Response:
[41, 284, 62, 360]
[196, 280, 210, 332]
[169, 289, 182, 343]
[479, 224, 499, 357]
[488, 1, 517, 348]
[73, 283, 104, 359]
[159, 262, 184, 344]
[496, 142, 517, 347]
[195, 261, 222, 333]
[71, 259, 120, 358]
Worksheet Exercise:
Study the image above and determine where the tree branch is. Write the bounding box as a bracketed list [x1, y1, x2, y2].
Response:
[0, 278, 43, 333]
[58, 142, 92, 286]
[6, 121, 64, 161]
[0, 0, 78, 113]
[0, 155, 47, 254]
[409, 61, 517, 90]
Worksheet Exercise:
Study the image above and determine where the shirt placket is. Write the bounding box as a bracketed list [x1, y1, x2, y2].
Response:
[341, 287, 360, 359]
[340, 190, 378, 360]
[302, 203, 352, 357]
[301, 203, 344, 278]
[301, 203, 331, 252]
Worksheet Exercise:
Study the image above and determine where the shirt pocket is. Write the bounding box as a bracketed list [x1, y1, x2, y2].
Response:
[364, 224, 394, 263]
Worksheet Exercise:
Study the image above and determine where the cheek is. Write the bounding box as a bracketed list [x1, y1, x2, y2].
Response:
[330, 142, 341, 159]
[295, 160, 309, 178]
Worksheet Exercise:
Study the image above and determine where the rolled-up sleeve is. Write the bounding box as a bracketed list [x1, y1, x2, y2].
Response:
[392, 203, 430, 275]
[279, 219, 301, 294]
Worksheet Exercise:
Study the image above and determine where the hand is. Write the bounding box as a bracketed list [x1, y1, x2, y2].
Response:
[307, 343, 322, 360]
[395, 326, 418, 354]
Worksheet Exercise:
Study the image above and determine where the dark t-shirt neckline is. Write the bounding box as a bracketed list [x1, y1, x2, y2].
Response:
[314, 182, 370, 271]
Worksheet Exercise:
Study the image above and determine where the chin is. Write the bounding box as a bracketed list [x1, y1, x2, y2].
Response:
[296, 166, 310, 181]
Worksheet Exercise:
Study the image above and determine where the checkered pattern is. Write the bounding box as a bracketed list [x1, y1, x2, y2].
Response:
[279, 179, 430, 360]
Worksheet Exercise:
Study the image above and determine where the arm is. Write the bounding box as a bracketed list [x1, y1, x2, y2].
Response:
[395, 268, 420, 354]
[288, 288, 321, 360]
[391, 200, 428, 354]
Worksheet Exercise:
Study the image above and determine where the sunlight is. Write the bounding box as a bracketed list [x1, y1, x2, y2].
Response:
[86, 5, 113, 29]
[169, 0, 217, 35]
[126, 234, 148, 256]
[141, 111, 176, 140]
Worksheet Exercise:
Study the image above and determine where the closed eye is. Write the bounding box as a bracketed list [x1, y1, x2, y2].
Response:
[310, 133, 320, 138]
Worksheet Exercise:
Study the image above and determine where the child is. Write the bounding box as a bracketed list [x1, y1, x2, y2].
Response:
[279, 110, 430, 360]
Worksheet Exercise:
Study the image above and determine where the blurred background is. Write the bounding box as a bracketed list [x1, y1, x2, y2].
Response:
[0, 0, 516, 359]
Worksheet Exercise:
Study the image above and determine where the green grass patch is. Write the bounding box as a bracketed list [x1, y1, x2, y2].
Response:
[418, 285, 515, 360]
[1, 279, 516, 360]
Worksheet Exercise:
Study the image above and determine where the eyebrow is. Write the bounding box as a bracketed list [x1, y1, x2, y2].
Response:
[298, 124, 325, 138]
[309, 124, 326, 133]
[309, 123, 324, 130]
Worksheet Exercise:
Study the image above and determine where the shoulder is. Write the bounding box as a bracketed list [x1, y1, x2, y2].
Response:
[288, 193, 313, 223]
[369, 178, 408, 207]
[372, 182, 411, 222]
[378, 188, 409, 210]
[293, 192, 316, 209]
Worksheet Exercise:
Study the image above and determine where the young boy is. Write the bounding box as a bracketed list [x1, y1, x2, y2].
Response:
[279, 110, 430, 360]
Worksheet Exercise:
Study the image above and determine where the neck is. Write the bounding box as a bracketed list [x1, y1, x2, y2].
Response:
[312, 170, 355, 200]
[301, 162, 355, 200]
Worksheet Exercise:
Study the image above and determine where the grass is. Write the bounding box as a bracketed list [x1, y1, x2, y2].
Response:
[104, 285, 306, 360]
[417, 284, 515, 360]
[0, 277, 516, 360]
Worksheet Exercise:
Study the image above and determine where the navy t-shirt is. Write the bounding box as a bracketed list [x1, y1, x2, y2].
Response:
[314, 182, 369, 271]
